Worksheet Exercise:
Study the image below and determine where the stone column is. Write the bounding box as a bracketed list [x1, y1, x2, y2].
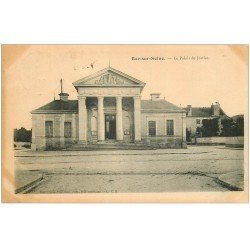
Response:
[78, 96, 87, 143]
[97, 96, 105, 141]
[134, 96, 141, 142]
[116, 96, 123, 141]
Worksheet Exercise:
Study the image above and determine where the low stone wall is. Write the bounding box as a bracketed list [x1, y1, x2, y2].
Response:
[225, 136, 244, 148]
[142, 136, 187, 148]
[190, 136, 244, 147]
[193, 137, 227, 145]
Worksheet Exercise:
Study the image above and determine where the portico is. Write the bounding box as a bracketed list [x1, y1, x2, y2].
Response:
[73, 67, 145, 144]
[77, 95, 142, 143]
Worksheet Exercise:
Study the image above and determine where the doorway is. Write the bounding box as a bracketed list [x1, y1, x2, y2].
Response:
[105, 114, 116, 140]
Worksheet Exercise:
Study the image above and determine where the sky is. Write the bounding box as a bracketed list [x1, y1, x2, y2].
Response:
[3, 45, 248, 129]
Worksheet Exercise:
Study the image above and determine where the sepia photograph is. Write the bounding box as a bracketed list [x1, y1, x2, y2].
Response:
[1, 44, 248, 202]
[1, 2, 250, 250]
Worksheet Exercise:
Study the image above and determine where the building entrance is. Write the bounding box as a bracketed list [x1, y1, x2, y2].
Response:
[105, 114, 116, 140]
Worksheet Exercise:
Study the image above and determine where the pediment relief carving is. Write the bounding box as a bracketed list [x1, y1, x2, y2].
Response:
[94, 73, 128, 85]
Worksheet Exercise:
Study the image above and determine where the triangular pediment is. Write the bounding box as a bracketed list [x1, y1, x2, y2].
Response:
[73, 67, 146, 88]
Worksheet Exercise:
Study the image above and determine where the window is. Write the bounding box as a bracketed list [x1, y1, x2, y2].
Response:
[64, 122, 72, 138]
[166, 120, 174, 136]
[148, 121, 156, 136]
[196, 119, 201, 125]
[45, 121, 53, 138]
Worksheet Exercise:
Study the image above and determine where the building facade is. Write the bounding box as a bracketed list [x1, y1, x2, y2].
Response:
[185, 102, 227, 137]
[31, 67, 187, 150]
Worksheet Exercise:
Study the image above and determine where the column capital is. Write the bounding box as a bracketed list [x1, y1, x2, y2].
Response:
[133, 96, 141, 100]
[97, 96, 104, 100]
[78, 95, 86, 100]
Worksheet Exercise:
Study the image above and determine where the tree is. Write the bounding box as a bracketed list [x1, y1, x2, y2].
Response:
[221, 116, 244, 136]
[14, 127, 32, 142]
[236, 116, 244, 136]
[201, 118, 219, 137]
[221, 118, 234, 136]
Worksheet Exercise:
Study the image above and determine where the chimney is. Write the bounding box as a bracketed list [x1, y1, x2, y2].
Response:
[59, 79, 69, 101]
[59, 92, 69, 101]
[150, 93, 161, 101]
[187, 105, 192, 116]
[212, 101, 220, 116]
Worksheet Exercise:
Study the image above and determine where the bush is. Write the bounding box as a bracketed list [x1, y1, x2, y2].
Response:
[236, 116, 244, 136]
[14, 127, 32, 142]
[221, 116, 244, 136]
[201, 118, 219, 137]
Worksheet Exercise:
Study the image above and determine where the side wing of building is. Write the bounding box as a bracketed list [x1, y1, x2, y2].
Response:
[31, 100, 78, 150]
[141, 99, 186, 148]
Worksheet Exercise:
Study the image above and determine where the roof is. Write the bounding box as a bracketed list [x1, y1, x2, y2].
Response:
[141, 100, 183, 112]
[32, 99, 184, 114]
[31, 100, 78, 113]
[184, 107, 226, 117]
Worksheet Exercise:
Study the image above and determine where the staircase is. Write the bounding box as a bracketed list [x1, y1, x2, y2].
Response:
[64, 141, 155, 151]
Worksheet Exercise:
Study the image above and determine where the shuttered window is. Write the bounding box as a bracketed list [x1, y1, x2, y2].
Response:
[148, 121, 156, 136]
[45, 121, 53, 138]
[64, 122, 72, 138]
[166, 120, 174, 136]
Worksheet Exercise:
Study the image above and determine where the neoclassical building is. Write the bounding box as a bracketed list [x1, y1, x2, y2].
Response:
[31, 67, 187, 150]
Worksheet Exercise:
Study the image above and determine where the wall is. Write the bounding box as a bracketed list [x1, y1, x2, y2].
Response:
[186, 116, 210, 136]
[225, 136, 244, 148]
[186, 116, 222, 136]
[87, 108, 98, 143]
[32, 110, 187, 150]
[141, 112, 186, 148]
[31, 113, 78, 150]
[122, 110, 134, 143]
[192, 136, 244, 147]
[193, 136, 226, 145]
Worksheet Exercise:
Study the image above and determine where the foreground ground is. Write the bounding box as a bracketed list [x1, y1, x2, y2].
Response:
[14, 146, 244, 193]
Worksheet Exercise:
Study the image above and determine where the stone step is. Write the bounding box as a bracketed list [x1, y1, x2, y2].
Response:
[64, 143, 155, 151]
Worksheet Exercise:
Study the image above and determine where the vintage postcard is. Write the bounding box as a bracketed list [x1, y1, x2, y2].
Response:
[1, 44, 248, 202]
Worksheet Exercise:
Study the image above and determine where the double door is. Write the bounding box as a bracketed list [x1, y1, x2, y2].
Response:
[105, 114, 116, 139]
